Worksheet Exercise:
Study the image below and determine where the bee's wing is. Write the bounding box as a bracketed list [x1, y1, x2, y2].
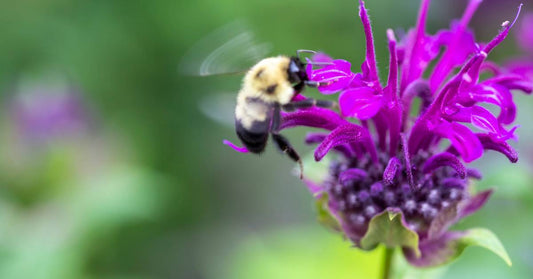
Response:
[179, 20, 271, 76]
[198, 92, 236, 127]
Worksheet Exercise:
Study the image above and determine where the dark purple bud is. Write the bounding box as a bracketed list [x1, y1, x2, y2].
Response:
[383, 190, 397, 206]
[427, 189, 441, 205]
[358, 190, 370, 202]
[447, 188, 463, 201]
[347, 193, 360, 207]
[370, 182, 384, 196]
[403, 199, 417, 214]
[348, 213, 366, 226]
[420, 203, 438, 220]
[337, 200, 347, 211]
[364, 205, 379, 218]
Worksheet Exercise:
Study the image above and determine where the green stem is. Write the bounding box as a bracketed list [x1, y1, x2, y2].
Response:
[382, 247, 394, 279]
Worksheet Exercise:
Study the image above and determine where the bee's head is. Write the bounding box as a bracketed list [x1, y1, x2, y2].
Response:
[287, 56, 307, 85]
[246, 56, 296, 104]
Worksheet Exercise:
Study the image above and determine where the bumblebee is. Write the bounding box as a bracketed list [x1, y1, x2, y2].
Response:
[235, 51, 336, 178]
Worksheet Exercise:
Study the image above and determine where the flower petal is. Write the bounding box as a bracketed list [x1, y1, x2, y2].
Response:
[314, 123, 377, 162]
[383, 157, 401, 185]
[459, 189, 493, 219]
[477, 134, 519, 163]
[339, 87, 383, 119]
[281, 108, 346, 131]
[223, 139, 249, 153]
[422, 152, 466, 178]
[306, 59, 356, 94]
[437, 122, 483, 163]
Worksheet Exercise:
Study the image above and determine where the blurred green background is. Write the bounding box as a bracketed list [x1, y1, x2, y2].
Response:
[0, 0, 531, 278]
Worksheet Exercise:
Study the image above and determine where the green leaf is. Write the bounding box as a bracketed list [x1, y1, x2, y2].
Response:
[405, 228, 511, 267]
[456, 228, 512, 266]
[360, 210, 420, 257]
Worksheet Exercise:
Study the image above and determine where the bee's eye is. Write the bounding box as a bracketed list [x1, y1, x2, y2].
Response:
[266, 84, 278, 94]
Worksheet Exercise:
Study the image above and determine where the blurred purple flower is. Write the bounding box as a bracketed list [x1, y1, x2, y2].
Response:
[290, 0, 528, 267]
[10, 86, 90, 142]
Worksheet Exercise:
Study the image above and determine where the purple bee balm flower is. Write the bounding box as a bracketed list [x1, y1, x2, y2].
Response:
[290, 0, 527, 268]
[223, 0, 527, 269]
[10, 85, 90, 143]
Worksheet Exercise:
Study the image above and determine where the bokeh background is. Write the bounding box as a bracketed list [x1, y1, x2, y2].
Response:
[0, 0, 531, 278]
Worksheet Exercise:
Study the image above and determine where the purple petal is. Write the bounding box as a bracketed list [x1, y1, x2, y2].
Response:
[477, 134, 519, 163]
[403, 231, 466, 267]
[436, 122, 483, 163]
[358, 0, 379, 83]
[442, 178, 468, 189]
[399, 0, 440, 92]
[459, 189, 493, 219]
[429, 0, 481, 92]
[470, 83, 516, 125]
[302, 178, 324, 196]
[427, 200, 460, 240]
[383, 157, 401, 185]
[339, 87, 383, 119]
[339, 168, 368, 186]
[483, 4, 522, 55]
[401, 134, 415, 188]
[314, 123, 377, 162]
[223, 139, 249, 153]
[306, 59, 356, 94]
[281, 108, 346, 131]
[385, 29, 399, 104]
[422, 152, 466, 178]
[466, 168, 482, 180]
[370, 182, 384, 196]
[304, 132, 328, 144]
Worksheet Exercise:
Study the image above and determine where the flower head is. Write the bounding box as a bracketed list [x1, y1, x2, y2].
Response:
[290, 0, 528, 267]
[225, 0, 530, 268]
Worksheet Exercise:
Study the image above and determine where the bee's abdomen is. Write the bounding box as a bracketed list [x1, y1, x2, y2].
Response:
[236, 119, 269, 153]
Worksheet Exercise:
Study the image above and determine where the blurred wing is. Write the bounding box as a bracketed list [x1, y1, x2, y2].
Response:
[198, 92, 236, 127]
[179, 20, 271, 76]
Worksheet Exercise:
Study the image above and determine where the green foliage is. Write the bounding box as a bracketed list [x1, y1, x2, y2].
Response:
[360, 210, 421, 257]
[451, 228, 512, 267]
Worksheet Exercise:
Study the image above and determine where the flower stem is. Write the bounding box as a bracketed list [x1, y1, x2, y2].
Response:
[381, 247, 394, 279]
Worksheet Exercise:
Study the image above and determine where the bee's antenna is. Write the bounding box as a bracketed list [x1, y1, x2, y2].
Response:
[307, 61, 334, 66]
[297, 49, 317, 59]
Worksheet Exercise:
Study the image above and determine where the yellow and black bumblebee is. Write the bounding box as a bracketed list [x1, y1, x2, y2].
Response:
[234, 52, 336, 177]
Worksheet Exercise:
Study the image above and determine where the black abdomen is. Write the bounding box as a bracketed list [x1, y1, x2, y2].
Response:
[236, 120, 269, 153]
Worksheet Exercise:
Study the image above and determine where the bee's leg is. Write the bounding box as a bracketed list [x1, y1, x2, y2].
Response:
[271, 105, 282, 132]
[271, 133, 304, 179]
[282, 98, 337, 111]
